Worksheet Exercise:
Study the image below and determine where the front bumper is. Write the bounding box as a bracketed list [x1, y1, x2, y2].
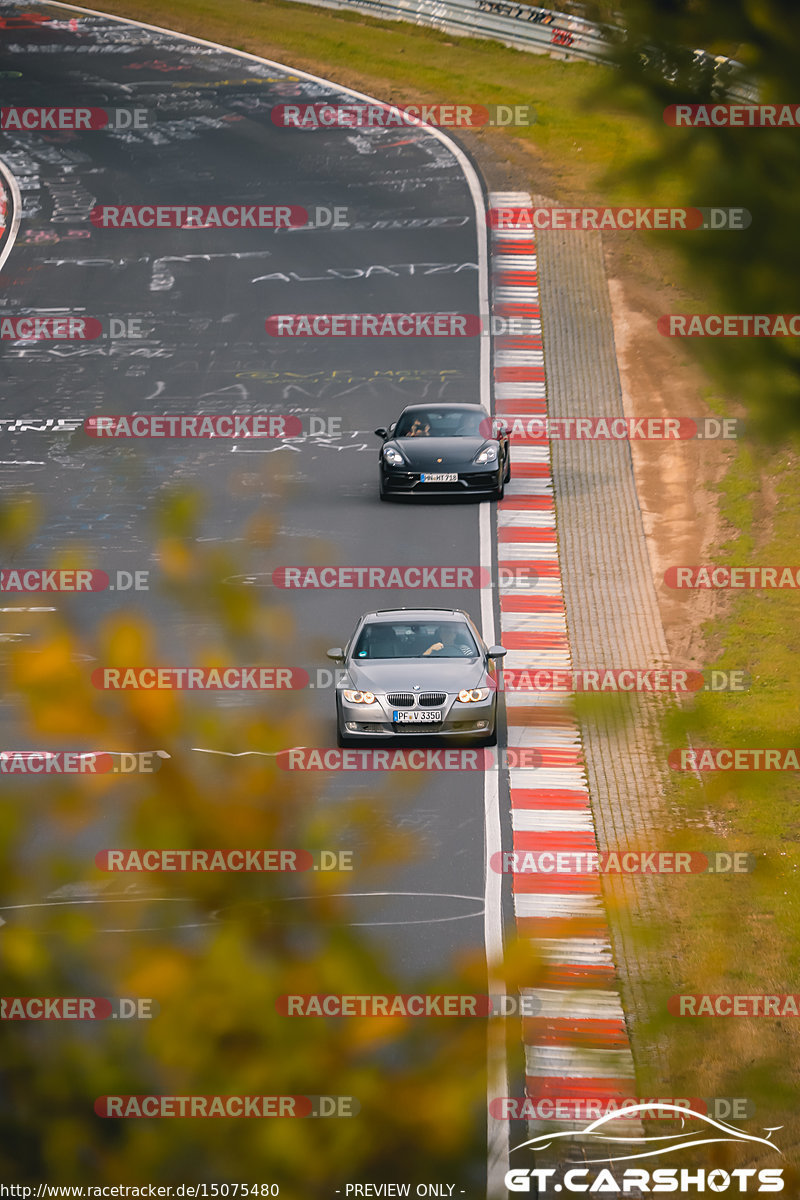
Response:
[380, 467, 502, 497]
[338, 693, 496, 738]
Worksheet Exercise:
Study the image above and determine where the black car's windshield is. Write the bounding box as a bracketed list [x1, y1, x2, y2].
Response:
[394, 409, 487, 439]
[352, 621, 480, 660]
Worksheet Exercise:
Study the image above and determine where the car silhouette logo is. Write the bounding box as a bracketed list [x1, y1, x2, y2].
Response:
[511, 1103, 784, 1164]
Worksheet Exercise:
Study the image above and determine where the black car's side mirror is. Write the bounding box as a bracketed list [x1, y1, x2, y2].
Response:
[374, 428, 387, 438]
[326, 647, 345, 662]
[487, 645, 507, 658]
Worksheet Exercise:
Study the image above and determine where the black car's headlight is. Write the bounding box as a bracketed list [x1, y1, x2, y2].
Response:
[473, 444, 499, 465]
[383, 446, 405, 467]
[458, 688, 490, 703]
[342, 690, 377, 704]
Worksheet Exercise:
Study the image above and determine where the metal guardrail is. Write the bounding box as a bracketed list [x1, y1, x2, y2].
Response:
[287, 0, 612, 61]
[285, 0, 757, 98]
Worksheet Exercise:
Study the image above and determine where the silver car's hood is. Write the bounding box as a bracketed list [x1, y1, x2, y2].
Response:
[345, 657, 486, 692]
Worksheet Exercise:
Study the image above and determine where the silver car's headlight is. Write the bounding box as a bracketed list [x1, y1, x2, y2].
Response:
[474, 444, 498, 465]
[342, 690, 376, 704]
[458, 688, 490, 703]
[383, 446, 405, 466]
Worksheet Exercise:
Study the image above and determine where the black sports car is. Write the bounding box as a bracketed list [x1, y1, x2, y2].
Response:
[328, 607, 506, 747]
[375, 403, 511, 500]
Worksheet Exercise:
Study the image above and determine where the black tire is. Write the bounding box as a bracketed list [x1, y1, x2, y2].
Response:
[379, 474, 388, 502]
[482, 724, 498, 747]
[495, 477, 505, 501]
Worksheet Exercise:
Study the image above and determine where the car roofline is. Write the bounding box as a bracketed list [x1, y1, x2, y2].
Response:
[361, 608, 470, 621]
[396, 402, 487, 413]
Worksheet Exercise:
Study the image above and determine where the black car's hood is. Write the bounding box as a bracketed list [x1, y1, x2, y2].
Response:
[345, 657, 486, 692]
[392, 436, 490, 469]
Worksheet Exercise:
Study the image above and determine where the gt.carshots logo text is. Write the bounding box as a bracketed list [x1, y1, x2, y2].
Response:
[504, 1104, 784, 1192]
[505, 1168, 784, 1192]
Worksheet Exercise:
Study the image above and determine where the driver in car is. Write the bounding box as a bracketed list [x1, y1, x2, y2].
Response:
[421, 625, 473, 657]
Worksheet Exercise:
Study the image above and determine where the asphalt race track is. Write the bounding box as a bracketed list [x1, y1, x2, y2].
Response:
[0, 1, 515, 1190]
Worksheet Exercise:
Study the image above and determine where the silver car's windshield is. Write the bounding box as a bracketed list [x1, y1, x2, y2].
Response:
[394, 409, 487, 439]
[352, 621, 479, 660]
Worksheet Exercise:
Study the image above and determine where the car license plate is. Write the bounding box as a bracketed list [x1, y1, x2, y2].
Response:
[420, 473, 457, 483]
[393, 709, 443, 723]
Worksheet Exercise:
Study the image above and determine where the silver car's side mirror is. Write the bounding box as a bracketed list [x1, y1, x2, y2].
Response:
[487, 645, 507, 658]
[374, 428, 387, 438]
[326, 647, 345, 662]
